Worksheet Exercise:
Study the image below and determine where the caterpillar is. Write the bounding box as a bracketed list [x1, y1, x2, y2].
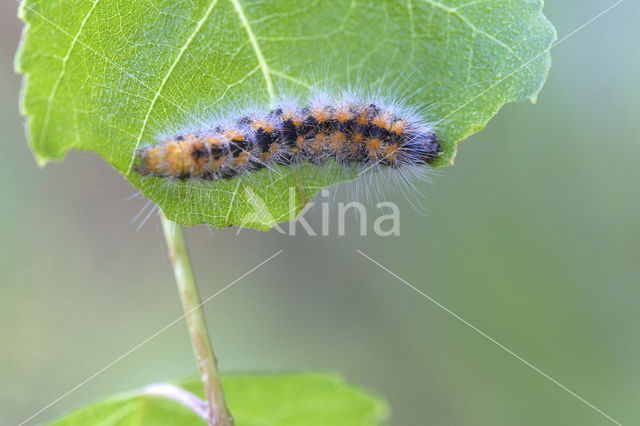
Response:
[134, 93, 441, 180]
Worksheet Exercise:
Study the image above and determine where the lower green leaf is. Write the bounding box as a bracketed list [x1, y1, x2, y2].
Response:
[50, 373, 389, 425]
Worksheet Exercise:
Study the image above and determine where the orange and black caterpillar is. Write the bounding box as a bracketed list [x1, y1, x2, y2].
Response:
[135, 96, 441, 180]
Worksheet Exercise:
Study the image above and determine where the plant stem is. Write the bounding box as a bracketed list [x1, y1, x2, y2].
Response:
[160, 213, 233, 426]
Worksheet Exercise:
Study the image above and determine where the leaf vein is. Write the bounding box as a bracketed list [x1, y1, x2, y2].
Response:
[39, 0, 101, 149]
[126, 0, 221, 176]
[229, 0, 275, 101]
[225, 179, 242, 227]
[421, 0, 524, 64]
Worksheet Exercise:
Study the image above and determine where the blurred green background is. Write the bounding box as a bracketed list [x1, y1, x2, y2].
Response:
[1, 1, 639, 425]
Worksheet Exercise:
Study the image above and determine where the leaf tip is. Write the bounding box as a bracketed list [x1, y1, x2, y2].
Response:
[35, 154, 50, 168]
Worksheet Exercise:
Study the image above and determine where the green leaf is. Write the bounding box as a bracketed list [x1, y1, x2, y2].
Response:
[16, 0, 555, 229]
[49, 373, 389, 425]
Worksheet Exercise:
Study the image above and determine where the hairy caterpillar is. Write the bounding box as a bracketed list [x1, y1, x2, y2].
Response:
[134, 92, 441, 180]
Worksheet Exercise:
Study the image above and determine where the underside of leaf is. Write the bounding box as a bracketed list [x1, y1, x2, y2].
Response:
[16, 0, 556, 228]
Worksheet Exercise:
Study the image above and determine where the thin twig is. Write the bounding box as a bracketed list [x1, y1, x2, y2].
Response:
[161, 213, 233, 426]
